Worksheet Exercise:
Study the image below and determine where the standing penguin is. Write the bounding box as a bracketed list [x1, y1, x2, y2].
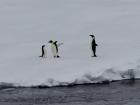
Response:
[48, 40, 60, 58]
[90, 35, 98, 57]
[39, 45, 47, 58]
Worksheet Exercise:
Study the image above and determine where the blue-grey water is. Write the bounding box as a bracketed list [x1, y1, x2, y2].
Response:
[0, 80, 140, 105]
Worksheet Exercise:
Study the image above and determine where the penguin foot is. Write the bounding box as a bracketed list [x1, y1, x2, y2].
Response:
[39, 55, 47, 58]
[53, 56, 60, 58]
[57, 55, 60, 58]
[92, 55, 97, 57]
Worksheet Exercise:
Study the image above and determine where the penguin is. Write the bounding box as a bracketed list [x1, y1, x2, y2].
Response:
[39, 45, 47, 58]
[90, 35, 98, 57]
[48, 40, 60, 58]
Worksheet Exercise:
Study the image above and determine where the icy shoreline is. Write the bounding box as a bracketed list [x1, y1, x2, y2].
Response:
[1, 64, 140, 88]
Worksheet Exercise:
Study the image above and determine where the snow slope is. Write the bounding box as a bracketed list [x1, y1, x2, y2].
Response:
[0, 0, 140, 86]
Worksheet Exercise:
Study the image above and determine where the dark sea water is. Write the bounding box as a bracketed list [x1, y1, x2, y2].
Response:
[0, 79, 140, 105]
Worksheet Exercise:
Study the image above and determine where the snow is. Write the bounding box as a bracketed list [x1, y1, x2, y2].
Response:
[0, 0, 140, 86]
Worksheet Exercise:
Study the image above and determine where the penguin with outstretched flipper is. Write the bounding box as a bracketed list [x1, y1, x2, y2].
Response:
[48, 40, 60, 58]
[90, 35, 98, 57]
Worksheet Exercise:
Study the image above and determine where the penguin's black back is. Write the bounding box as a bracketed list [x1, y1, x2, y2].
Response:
[53, 41, 58, 53]
[40, 45, 45, 57]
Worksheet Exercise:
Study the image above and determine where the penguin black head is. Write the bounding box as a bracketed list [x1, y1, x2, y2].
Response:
[48, 40, 53, 43]
[89, 35, 95, 38]
[42, 45, 45, 47]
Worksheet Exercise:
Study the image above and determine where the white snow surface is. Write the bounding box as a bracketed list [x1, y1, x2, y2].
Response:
[0, 0, 140, 87]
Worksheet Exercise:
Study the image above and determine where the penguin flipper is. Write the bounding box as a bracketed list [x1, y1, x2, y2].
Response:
[57, 43, 63, 47]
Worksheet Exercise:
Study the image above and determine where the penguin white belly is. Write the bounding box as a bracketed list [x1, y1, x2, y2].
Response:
[43, 47, 47, 57]
[89, 40, 93, 55]
[51, 44, 57, 57]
